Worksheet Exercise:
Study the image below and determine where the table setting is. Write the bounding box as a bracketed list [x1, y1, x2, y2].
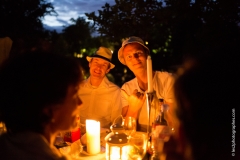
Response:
[56, 115, 152, 160]
[57, 122, 109, 160]
[56, 56, 172, 160]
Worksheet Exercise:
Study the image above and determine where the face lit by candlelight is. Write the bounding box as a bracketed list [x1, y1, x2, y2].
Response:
[123, 43, 148, 73]
[89, 58, 110, 79]
[50, 85, 82, 132]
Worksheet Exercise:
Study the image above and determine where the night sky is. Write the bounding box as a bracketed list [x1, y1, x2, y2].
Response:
[43, 0, 115, 32]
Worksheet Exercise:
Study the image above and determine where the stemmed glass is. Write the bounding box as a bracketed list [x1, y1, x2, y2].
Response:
[127, 132, 148, 160]
[122, 116, 136, 137]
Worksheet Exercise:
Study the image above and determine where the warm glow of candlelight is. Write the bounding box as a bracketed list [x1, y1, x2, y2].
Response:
[106, 144, 129, 160]
[147, 56, 153, 93]
[86, 120, 100, 154]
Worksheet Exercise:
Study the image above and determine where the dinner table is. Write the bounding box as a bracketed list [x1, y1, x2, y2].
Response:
[58, 130, 151, 160]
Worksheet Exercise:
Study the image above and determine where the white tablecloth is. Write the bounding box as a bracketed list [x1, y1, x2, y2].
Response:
[60, 127, 109, 160]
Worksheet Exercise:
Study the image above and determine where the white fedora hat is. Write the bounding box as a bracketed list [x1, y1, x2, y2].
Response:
[86, 47, 115, 69]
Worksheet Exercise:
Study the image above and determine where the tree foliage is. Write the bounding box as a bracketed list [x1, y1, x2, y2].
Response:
[86, 0, 240, 70]
[0, 0, 56, 39]
[86, 0, 164, 41]
[0, 0, 56, 55]
[165, 0, 240, 60]
[61, 17, 94, 55]
[60, 17, 116, 57]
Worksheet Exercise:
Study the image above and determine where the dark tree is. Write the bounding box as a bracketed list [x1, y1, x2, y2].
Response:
[86, 0, 240, 72]
[0, 0, 56, 54]
[164, 0, 240, 63]
[86, 0, 167, 48]
[61, 17, 94, 55]
[0, 0, 55, 37]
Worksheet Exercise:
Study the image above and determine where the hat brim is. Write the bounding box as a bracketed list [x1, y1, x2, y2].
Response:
[86, 56, 115, 69]
[118, 42, 150, 65]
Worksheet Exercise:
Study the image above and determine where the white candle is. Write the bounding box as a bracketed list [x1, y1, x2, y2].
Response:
[86, 120, 100, 154]
[147, 55, 153, 93]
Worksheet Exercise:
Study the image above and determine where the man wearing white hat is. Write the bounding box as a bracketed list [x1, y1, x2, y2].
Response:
[118, 36, 176, 132]
[79, 47, 122, 133]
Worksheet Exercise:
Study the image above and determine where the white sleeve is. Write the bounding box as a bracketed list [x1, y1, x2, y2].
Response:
[163, 73, 175, 103]
[121, 83, 129, 108]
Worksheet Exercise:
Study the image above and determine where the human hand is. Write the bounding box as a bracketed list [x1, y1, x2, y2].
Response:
[80, 133, 87, 145]
[121, 89, 146, 115]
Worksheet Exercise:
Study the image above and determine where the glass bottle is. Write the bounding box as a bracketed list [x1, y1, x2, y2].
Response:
[146, 91, 159, 156]
[150, 99, 170, 160]
[155, 99, 168, 125]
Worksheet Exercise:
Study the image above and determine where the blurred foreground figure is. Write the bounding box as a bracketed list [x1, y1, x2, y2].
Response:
[0, 52, 83, 160]
[172, 52, 239, 160]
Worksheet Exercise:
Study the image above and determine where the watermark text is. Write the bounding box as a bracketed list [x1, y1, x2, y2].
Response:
[231, 108, 236, 156]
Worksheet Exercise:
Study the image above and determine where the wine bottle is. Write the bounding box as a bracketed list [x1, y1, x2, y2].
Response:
[150, 99, 170, 160]
[155, 99, 168, 126]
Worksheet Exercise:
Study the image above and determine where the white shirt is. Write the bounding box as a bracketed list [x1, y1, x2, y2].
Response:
[121, 71, 175, 131]
[79, 76, 122, 129]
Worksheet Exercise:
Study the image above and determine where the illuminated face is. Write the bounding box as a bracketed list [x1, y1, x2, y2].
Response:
[89, 58, 110, 79]
[52, 85, 82, 132]
[123, 43, 148, 73]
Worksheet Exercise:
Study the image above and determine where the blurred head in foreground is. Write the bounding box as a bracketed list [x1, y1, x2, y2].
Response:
[0, 51, 84, 159]
[0, 53, 82, 133]
[173, 52, 238, 160]
[0, 51, 83, 137]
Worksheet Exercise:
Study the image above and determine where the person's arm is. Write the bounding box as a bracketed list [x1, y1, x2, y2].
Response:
[121, 89, 145, 119]
[122, 105, 139, 119]
[121, 105, 129, 117]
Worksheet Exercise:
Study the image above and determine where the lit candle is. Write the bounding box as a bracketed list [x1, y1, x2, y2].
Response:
[147, 55, 153, 93]
[86, 120, 100, 154]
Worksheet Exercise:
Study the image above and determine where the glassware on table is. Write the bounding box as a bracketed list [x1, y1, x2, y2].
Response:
[127, 132, 148, 160]
[122, 116, 136, 136]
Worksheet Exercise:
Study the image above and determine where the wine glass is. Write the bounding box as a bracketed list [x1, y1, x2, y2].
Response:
[122, 116, 136, 136]
[127, 132, 148, 160]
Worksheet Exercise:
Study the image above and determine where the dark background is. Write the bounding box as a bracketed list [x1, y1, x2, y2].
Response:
[1, 0, 239, 87]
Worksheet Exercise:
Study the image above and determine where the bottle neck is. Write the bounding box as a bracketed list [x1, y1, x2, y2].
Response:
[157, 110, 167, 126]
